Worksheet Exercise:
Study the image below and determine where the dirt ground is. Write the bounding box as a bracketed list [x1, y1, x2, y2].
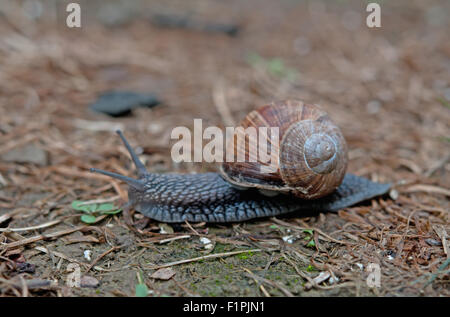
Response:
[0, 0, 449, 297]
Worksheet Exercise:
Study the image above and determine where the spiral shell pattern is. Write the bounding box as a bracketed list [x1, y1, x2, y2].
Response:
[279, 115, 347, 198]
[220, 100, 348, 199]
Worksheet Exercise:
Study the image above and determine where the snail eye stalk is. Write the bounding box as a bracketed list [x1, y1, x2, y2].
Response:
[115, 130, 148, 177]
[90, 168, 145, 191]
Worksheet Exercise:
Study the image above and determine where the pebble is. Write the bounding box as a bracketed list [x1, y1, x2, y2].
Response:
[425, 238, 441, 246]
[83, 250, 92, 262]
[151, 14, 240, 37]
[199, 237, 214, 249]
[389, 189, 399, 200]
[90, 91, 160, 117]
[80, 275, 100, 288]
[282, 235, 295, 244]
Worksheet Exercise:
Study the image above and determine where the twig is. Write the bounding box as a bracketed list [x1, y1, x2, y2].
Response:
[0, 226, 86, 250]
[0, 219, 61, 232]
[425, 154, 450, 177]
[85, 246, 123, 273]
[158, 235, 191, 244]
[145, 248, 268, 269]
[271, 217, 353, 245]
[0, 214, 11, 225]
[34, 246, 89, 268]
[243, 268, 294, 297]
[184, 220, 200, 236]
[242, 267, 271, 297]
[0, 277, 54, 290]
[402, 184, 450, 197]
[77, 196, 120, 206]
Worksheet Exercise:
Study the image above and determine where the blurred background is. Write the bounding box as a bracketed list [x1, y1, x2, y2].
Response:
[0, 0, 449, 179]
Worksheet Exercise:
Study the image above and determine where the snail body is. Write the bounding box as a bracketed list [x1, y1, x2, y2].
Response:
[90, 100, 390, 223]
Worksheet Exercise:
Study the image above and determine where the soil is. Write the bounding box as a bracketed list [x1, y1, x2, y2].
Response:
[0, 0, 449, 297]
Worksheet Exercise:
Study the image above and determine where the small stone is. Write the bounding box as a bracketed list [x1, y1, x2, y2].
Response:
[80, 275, 99, 288]
[150, 268, 176, 280]
[90, 91, 160, 117]
[1, 144, 48, 166]
[199, 237, 214, 249]
[199, 237, 211, 244]
[151, 14, 240, 37]
[83, 250, 92, 262]
[425, 239, 441, 246]
[282, 235, 295, 244]
[389, 189, 399, 200]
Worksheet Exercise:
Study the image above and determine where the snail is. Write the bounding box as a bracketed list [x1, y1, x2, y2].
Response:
[90, 100, 390, 223]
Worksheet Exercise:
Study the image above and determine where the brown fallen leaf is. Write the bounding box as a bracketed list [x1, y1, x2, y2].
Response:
[150, 267, 176, 280]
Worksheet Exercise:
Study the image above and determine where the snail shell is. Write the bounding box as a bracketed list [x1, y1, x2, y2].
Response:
[220, 100, 348, 199]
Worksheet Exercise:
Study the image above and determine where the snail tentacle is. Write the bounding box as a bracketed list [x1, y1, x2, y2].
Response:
[90, 168, 145, 191]
[115, 129, 148, 177]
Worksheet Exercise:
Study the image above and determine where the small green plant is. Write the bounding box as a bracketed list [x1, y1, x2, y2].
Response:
[303, 229, 313, 236]
[306, 239, 316, 248]
[303, 229, 316, 248]
[71, 200, 122, 224]
[135, 271, 149, 297]
[306, 265, 316, 272]
[246, 53, 297, 81]
[438, 136, 450, 143]
[237, 251, 254, 260]
[437, 97, 450, 109]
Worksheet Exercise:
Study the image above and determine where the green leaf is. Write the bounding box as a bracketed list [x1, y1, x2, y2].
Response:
[100, 209, 122, 215]
[71, 200, 83, 209]
[135, 271, 148, 297]
[88, 204, 98, 212]
[267, 58, 285, 76]
[71, 200, 97, 213]
[80, 214, 97, 224]
[71, 200, 88, 211]
[307, 239, 316, 248]
[96, 203, 122, 215]
[303, 229, 314, 235]
[135, 283, 149, 297]
[96, 203, 115, 212]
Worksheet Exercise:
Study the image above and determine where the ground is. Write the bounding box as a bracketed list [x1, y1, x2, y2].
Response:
[0, 0, 449, 297]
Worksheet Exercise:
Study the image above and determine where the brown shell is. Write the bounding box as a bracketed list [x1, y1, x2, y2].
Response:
[220, 100, 348, 199]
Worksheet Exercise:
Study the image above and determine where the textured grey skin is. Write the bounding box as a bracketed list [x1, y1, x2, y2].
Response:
[128, 172, 390, 223]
